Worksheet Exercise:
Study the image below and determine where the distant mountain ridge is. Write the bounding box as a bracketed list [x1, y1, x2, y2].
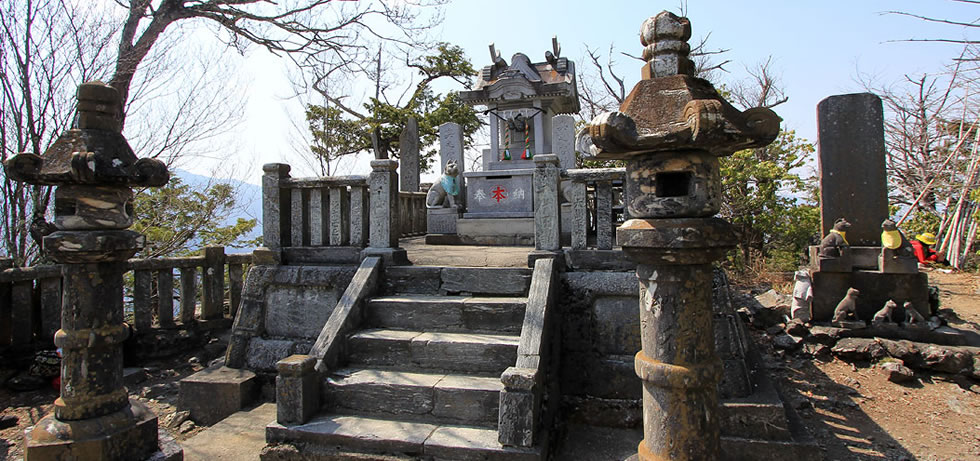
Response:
[174, 169, 263, 251]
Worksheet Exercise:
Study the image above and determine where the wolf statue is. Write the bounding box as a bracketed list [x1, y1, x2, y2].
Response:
[426, 160, 460, 209]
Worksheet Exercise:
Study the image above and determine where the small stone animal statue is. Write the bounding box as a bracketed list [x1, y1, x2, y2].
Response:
[832, 287, 860, 323]
[905, 301, 926, 324]
[425, 160, 460, 209]
[873, 300, 898, 326]
[791, 269, 813, 322]
[819, 218, 851, 258]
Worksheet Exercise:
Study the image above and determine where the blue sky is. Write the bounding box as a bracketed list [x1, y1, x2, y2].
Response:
[211, 0, 979, 184]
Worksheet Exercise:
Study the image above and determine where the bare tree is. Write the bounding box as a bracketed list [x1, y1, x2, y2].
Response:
[108, 0, 444, 128]
[885, 1, 980, 46]
[0, 0, 117, 264]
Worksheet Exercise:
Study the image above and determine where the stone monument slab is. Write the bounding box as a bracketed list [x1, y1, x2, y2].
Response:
[817, 93, 888, 246]
[399, 118, 420, 192]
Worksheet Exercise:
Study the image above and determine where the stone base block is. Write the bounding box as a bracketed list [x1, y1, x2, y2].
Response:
[527, 250, 563, 270]
[276, 355, 319, 425]
[427, 207, 459, 234]
[811, 270, 929, 322]
[832, 320, 868, 329]
[809, 245, 877, 271]
[25, 399, 171, 461]
[879, 253, 918, 274]
[360, 247, 409, 266]
[179, 365, 257, 425]
[815, 256, 852, 273]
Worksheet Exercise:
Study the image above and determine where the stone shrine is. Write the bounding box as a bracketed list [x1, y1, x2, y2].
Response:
[428, 38, 578, 244]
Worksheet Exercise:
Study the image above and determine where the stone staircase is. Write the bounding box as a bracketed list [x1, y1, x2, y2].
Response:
[265, 265, 546, 460]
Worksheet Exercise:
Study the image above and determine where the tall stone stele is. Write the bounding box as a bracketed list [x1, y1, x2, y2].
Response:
[4, 82, 180, 460]
[585, 12, 780, 461]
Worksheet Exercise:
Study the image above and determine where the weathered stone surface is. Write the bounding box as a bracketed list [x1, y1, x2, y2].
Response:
[433, 374, 502, 425]
[267, 414, 436, 455]
[427, 207, 459, 234]
[455, 217, 535, 245]
[246, 338, 295, 372]
[801, 343, 831, 357]
[772, 333, 802, 350]
[832, 338, 887, 362]
[497, 388, 537, 448]
[309, 257, 382, 372]
[411, 331, 518, 374]
[533, 155, 562, 251]
[383, 266, 442, 294]
[179, 365, 257, 425]
[277, 355, 319, 425]
[227, 264, 357, 369]
[264, 284, 340, 338]
[328, 368, 439, 416]
[366, 295, 525, 334]
[552, 114, 576, 170]
[880, 360, 916, 383]
[811, 271, 930, 322]
[347, 329, 518, 374]
[562, 271, 637, 296]
[441, 267, 531, 295]
[399, 118, 420, 192]
[806, 325, 841, 345]
[465, 171, 534, 215]
[426, 425, 539, 461]
[921, 345, 972, 374]
[593, 296, 641, 355]
[817, 93, 888, 246]
[368, 159, 400, 249]
[25, 399, 162, 461]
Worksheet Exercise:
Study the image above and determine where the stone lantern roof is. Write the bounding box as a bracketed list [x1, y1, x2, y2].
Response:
[459, 38, 580, 114]
[3, 81, 169, 187]
[587, 12, 781, 159]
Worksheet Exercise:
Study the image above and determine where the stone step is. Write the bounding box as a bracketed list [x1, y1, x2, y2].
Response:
[347, 329, 519, 374]
[325, 368, 502, 427]
[266, 414, 541, 461]
[383, 266, 533, 296]
[366, 295, 526, 333]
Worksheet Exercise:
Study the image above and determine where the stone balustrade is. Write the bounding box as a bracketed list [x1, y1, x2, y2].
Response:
[564, 167, 627, 251]
[262, 162, 421, 265]
[0, 246, 250, 350]
[498, 257, 558, 447]
[263, 164, 370, 264]
[398, 191, 427, 237]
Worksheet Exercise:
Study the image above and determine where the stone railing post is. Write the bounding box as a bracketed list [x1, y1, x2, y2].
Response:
[399, 117, 420, 192]
[569, 181, 588, 250]
[262, 163, 291, 258]
[586, 12, 780, 461]
[276, 355, 319, 424]
[202, 245, 226, 320]
[5, 82, 180, 459]
[498, 367, 539, 447]
[530, 154, 562, 265]
[362, 159, 408, 265]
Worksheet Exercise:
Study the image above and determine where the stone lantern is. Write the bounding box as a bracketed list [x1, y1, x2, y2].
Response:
[4, 82, 179, 460]
[585, 12, 780, 461]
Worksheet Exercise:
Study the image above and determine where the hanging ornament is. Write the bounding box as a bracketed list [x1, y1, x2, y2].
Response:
[502, 121, 512, 160]
[521, 117, 532, 159]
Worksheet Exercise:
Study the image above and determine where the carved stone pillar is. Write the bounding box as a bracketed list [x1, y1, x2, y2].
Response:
[584, 11, 781, 461]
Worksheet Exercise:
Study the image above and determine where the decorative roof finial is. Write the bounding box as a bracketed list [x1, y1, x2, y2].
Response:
[639, 11, 693, 79]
